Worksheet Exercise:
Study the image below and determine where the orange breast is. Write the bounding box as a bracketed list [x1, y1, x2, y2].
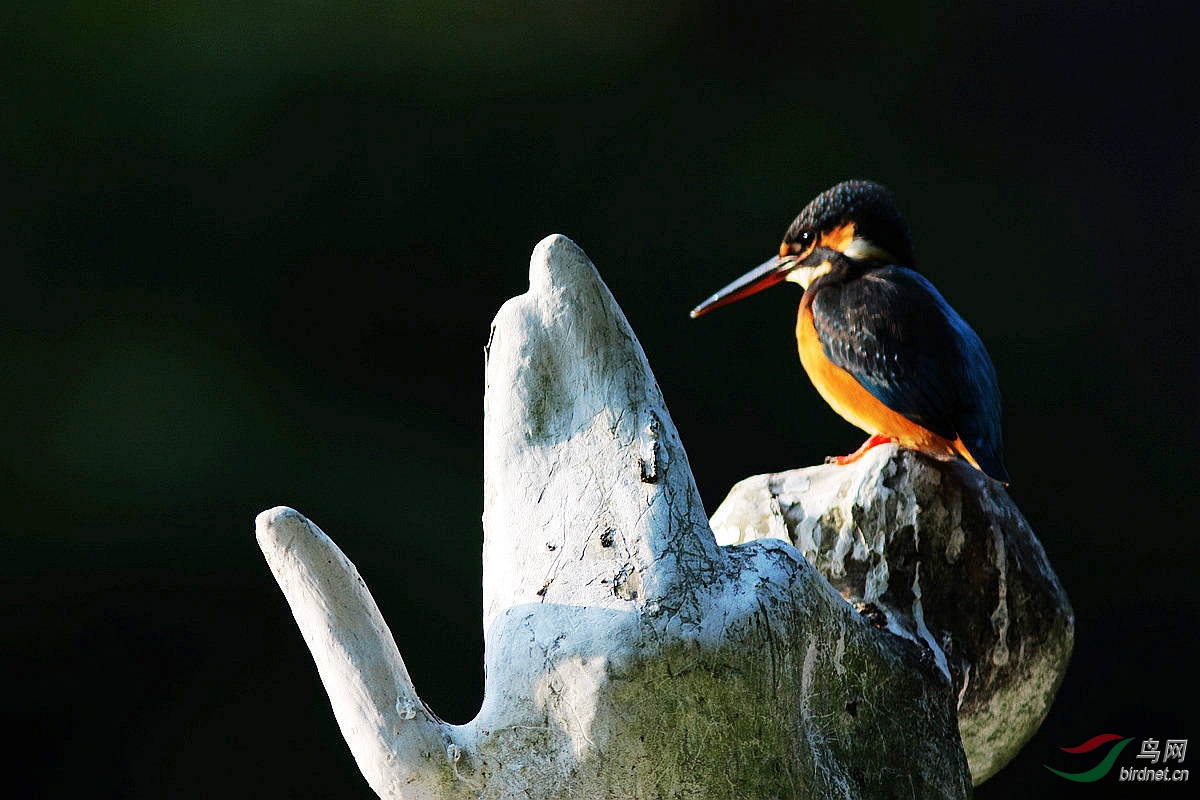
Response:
[796, 304, 977, 465]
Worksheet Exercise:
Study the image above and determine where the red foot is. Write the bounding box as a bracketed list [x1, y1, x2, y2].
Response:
[826, 434, 895, 466]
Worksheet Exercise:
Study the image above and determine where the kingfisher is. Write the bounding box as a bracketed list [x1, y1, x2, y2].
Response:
[690, 180, 1009, 484]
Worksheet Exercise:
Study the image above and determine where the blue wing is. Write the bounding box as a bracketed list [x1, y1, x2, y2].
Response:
[810, 266, 1008, 481]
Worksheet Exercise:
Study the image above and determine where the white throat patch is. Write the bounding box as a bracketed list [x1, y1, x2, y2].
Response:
[785, 262, 832, 290]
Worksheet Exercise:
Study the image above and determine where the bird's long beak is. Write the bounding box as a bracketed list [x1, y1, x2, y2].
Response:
[689, 255, 797, 318]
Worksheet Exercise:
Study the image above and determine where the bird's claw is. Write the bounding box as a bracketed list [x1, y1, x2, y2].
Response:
[828, 434, 896, 466]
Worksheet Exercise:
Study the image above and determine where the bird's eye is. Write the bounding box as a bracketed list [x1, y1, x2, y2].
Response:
[782, 229, 817, 258]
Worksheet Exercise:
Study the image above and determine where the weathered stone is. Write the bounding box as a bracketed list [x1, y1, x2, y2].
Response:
[710, 445, 1074, 783]
[258, 235, 975, 799]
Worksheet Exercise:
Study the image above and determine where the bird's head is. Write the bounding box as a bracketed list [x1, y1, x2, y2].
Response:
[690, 180, 915, 318]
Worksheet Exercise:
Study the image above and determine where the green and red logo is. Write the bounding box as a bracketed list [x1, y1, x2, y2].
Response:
[1046, 733, 1189, 783]
[1045, 734, 1134, 782]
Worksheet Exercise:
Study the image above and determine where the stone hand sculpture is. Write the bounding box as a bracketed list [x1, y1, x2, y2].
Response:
[257, 235, 1065, 798]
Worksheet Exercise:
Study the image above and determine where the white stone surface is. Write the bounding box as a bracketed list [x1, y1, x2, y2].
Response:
[709, 445, 1074, 783]
[257, 235, 972, 799]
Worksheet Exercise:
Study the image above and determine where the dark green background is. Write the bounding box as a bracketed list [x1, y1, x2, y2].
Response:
[4, 2, 1195, 796]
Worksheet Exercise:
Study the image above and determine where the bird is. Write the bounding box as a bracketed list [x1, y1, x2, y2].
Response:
[690, 180, 1010, 484]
